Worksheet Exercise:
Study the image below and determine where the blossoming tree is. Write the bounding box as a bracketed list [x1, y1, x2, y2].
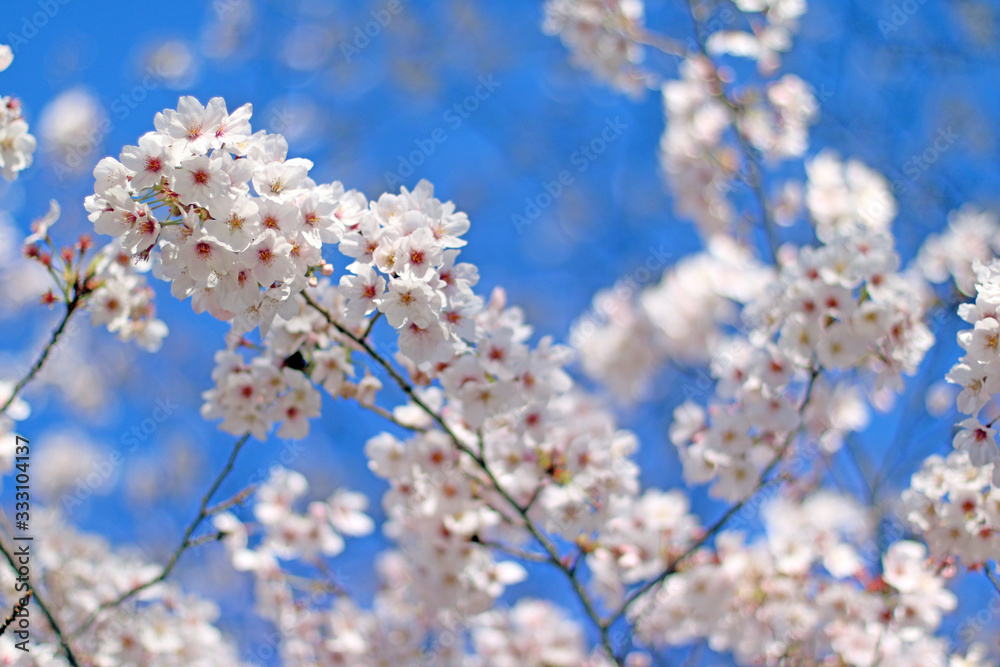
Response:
[0, 1, 998, 665]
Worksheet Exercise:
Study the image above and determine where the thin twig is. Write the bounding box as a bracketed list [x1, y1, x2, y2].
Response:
[624, 24, 689, 58]
[477, 539, 551, 563]
[302, 292, 468, 448]
[609, 368, 820, 630]
[362, 312, 382, 341]
[985, 565, 1000, 596]
[204, 484, 259, 517]
[358, 400, 428, 433]
[302, 292, 623, 665]
[1, 294, 83, 414]
[70, 433, 253, 639]
[684, 0, 779, 262]
[0, 590, 30, 640]
[0, 540, 79, 666]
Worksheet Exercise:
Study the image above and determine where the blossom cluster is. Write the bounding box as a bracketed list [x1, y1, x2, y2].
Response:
[659, 56, 739, 237]
[918, 204, 1000, 297]
[201, 345, 326, 441]
[226, 550, 624, 666]
[573, 236, 768, 400]
[0, 96, 35, 182]
[805, 150, 898, 243]
[586, 488, 700, 604]
[84, 96, 356, 338]
[199, 174, 478, 440]
[0, 46, 36, 182]
[346, 282, 652, 619]
[668, 227, 931, 499]
[746, 228, 932, 392]
[903, 451, 1000, 565]
[86, 243, 168, 351]
[542, 0, 650, 96]
[0, 510, 243, 666]
[659, 56, 818, 238]
[632, 494, 973, 667]
[20, 201, 167, 352]
[212, 469, 622, 665]
[576, 214, 929, 502]
[945, 258, 1000, 474]
[214, 467, 374, 571]
[706, 0, 808, 74]
[335, 178, 478, 365]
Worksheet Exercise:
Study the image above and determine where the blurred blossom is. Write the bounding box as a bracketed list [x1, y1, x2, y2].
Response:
[44, 35, 101, 83]
[0, 211, 49, 312]
[0, 45, 12, 72]
[35, 429, 114, 502]
[200, 0, 258, 61]
[4, 3, 1000, 664]
[0, 259, 48, 313]
[143, 39, 199, 88]
[124, 458, 161, 505]
[0, 212, 20, 263]
[38, 87, 106, 176]
[31, 329, 115, 416]
[773, 180, 804, 227]
[956, 1, 999, 46]
[281, 24, 335, 71]
[125, 436, 203, 506]
[265, 97, 325, 151]
[916, 204, 1000, 296]
[925, 381, 956, 417]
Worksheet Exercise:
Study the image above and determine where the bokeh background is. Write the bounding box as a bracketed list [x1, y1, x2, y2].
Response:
[2, 0, 1000, 662]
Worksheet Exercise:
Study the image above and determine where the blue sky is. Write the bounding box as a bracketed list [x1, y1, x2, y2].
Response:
[3, 0, 1000, 661]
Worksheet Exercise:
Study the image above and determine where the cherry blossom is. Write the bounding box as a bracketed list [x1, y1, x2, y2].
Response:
[4, 2, 1000, 665]
[0, 88, 36, 180]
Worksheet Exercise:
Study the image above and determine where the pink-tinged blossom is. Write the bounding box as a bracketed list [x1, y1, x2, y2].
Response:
[119, 132, 175, 190]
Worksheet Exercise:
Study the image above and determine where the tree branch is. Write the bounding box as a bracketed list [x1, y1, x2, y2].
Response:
[1, 293, 84, 415]
[0, 539, 79, 666]
[608, 368, 820, 632]
[302, 292, 623, 665]
[70, 432, 252, 639]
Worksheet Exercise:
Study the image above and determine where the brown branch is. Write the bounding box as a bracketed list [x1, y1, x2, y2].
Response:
[683, 0, 780, 262]
[0, 590, 29, 638]
[1, 292, 84, 414]
[0, 540, 79, 666]
[608, 368, 820, 632]
[302, 292, 623, 665]
[70, 433, 252, 639]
